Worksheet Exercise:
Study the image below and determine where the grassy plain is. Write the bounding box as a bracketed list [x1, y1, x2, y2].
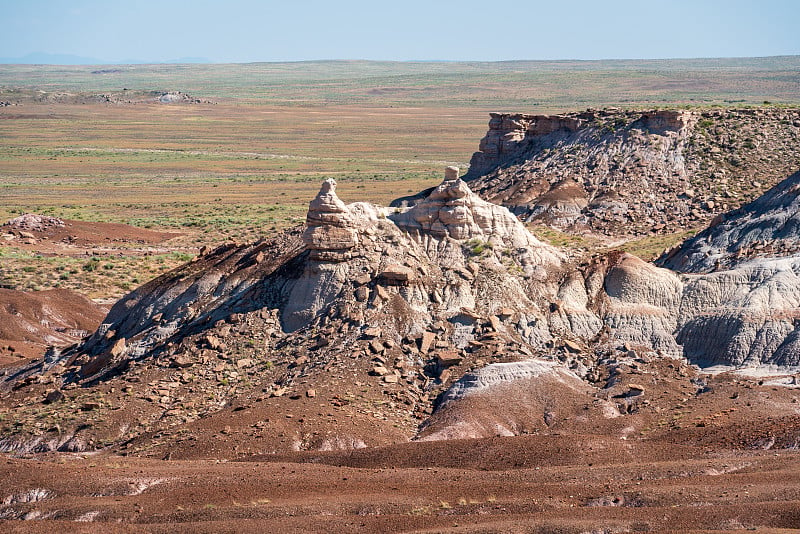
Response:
[1, 58, 800, 298]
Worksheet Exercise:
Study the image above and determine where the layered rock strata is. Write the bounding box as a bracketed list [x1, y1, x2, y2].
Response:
[457, 108, 800, 236]
[302, 178, 359, 262]
[17, 168, 800, 387]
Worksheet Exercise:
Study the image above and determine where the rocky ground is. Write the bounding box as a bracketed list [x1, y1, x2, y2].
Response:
[0, 88, 210, 105]
[0, 215, 186, 363]
[0, 443, 799, 532]
[657, 169, 800, 273]
[2, 171, 800, 458]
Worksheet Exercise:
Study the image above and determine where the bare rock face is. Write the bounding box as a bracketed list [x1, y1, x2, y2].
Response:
[286, 170, 566, 334]
[601, 253, 684, 357]
[390, 170, 565, 281]
[463, 109, 694, 235]
[469, 113, 587, 177]
[302, 178, 358, 261]
[7, 167, 800, 457]
[677, 258, 800, 367]
[651, 170, 800, 367]
[460, 108, 800, 236]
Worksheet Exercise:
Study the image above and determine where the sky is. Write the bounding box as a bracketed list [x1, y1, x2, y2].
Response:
[0, 0, 798, 63]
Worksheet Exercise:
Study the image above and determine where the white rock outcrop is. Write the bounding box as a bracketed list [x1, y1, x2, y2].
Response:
[302, 178, 359, 262]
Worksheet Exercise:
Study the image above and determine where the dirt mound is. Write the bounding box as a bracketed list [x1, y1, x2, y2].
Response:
[5, 214, 65, 232]
[458, 107, 800, 237]
[0, 288, 107, 365]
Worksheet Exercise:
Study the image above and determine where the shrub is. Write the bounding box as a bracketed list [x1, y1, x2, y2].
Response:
[82, 258, 101, 271]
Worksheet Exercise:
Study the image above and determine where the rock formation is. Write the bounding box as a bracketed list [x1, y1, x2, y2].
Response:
[4, 168, 800, 455]
[449, 108, 800, 237]
[302, 178, 359, 262]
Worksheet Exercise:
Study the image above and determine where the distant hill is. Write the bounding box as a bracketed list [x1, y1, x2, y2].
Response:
[0, 57, 798, 106]
[0, 52, 211, 65]
[0, 52, 104, 64]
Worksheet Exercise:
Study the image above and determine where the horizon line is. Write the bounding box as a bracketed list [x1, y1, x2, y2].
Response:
[1, 54, 799, 66]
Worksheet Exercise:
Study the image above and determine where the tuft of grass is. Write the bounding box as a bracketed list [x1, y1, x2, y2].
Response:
[529, 225, 595, 249]
[466, 238, 493, 256]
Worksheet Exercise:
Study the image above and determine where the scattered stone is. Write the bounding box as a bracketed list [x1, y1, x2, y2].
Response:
[43, 389, 65, 404]
[379, 265, 414, 285]
[204, 335, 223, 351]
[110, 338, 127, 357]
[171, 354, 193, 368]
[353, 273, 372, 285]
[375, 285, 390, 301]
[5, 213, 65, 231]
[355, 286, 370, 302]
[420, 332, 436, 353]
[371, 365, 389, 376]
[363, 327, 382, 338]
[436, 351, 463, 367]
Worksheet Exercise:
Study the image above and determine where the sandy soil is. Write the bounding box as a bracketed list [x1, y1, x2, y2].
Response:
[0, 438, 798, 532]
[0, 217, 185, 364]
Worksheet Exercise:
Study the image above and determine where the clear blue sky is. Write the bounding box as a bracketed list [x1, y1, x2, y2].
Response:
[1, 0, 798, 63]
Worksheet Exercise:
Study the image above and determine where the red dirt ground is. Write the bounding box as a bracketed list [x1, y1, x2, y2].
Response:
[0, 439, 798, 532]
[2, 218, 182, 257]
[0, 288, 107, 365]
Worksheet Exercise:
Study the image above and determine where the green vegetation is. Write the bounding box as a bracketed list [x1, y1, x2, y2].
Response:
[529, 225, 597, 249]
[466, 238, 493, 256]
[620, 229, 699, 261]
[2, 57, 800, 108]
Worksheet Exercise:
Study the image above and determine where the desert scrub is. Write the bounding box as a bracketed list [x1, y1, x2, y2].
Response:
[466, 238, 492, 256]
[621, 228, 698, 261]
[529, 225, 594, 249]
[83, 257, 101, 271]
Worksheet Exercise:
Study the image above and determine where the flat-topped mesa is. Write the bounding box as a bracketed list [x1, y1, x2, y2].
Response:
[464, 109, 693, 181]
[302, 178, 358, 261]
[634, 109, 692, 134]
